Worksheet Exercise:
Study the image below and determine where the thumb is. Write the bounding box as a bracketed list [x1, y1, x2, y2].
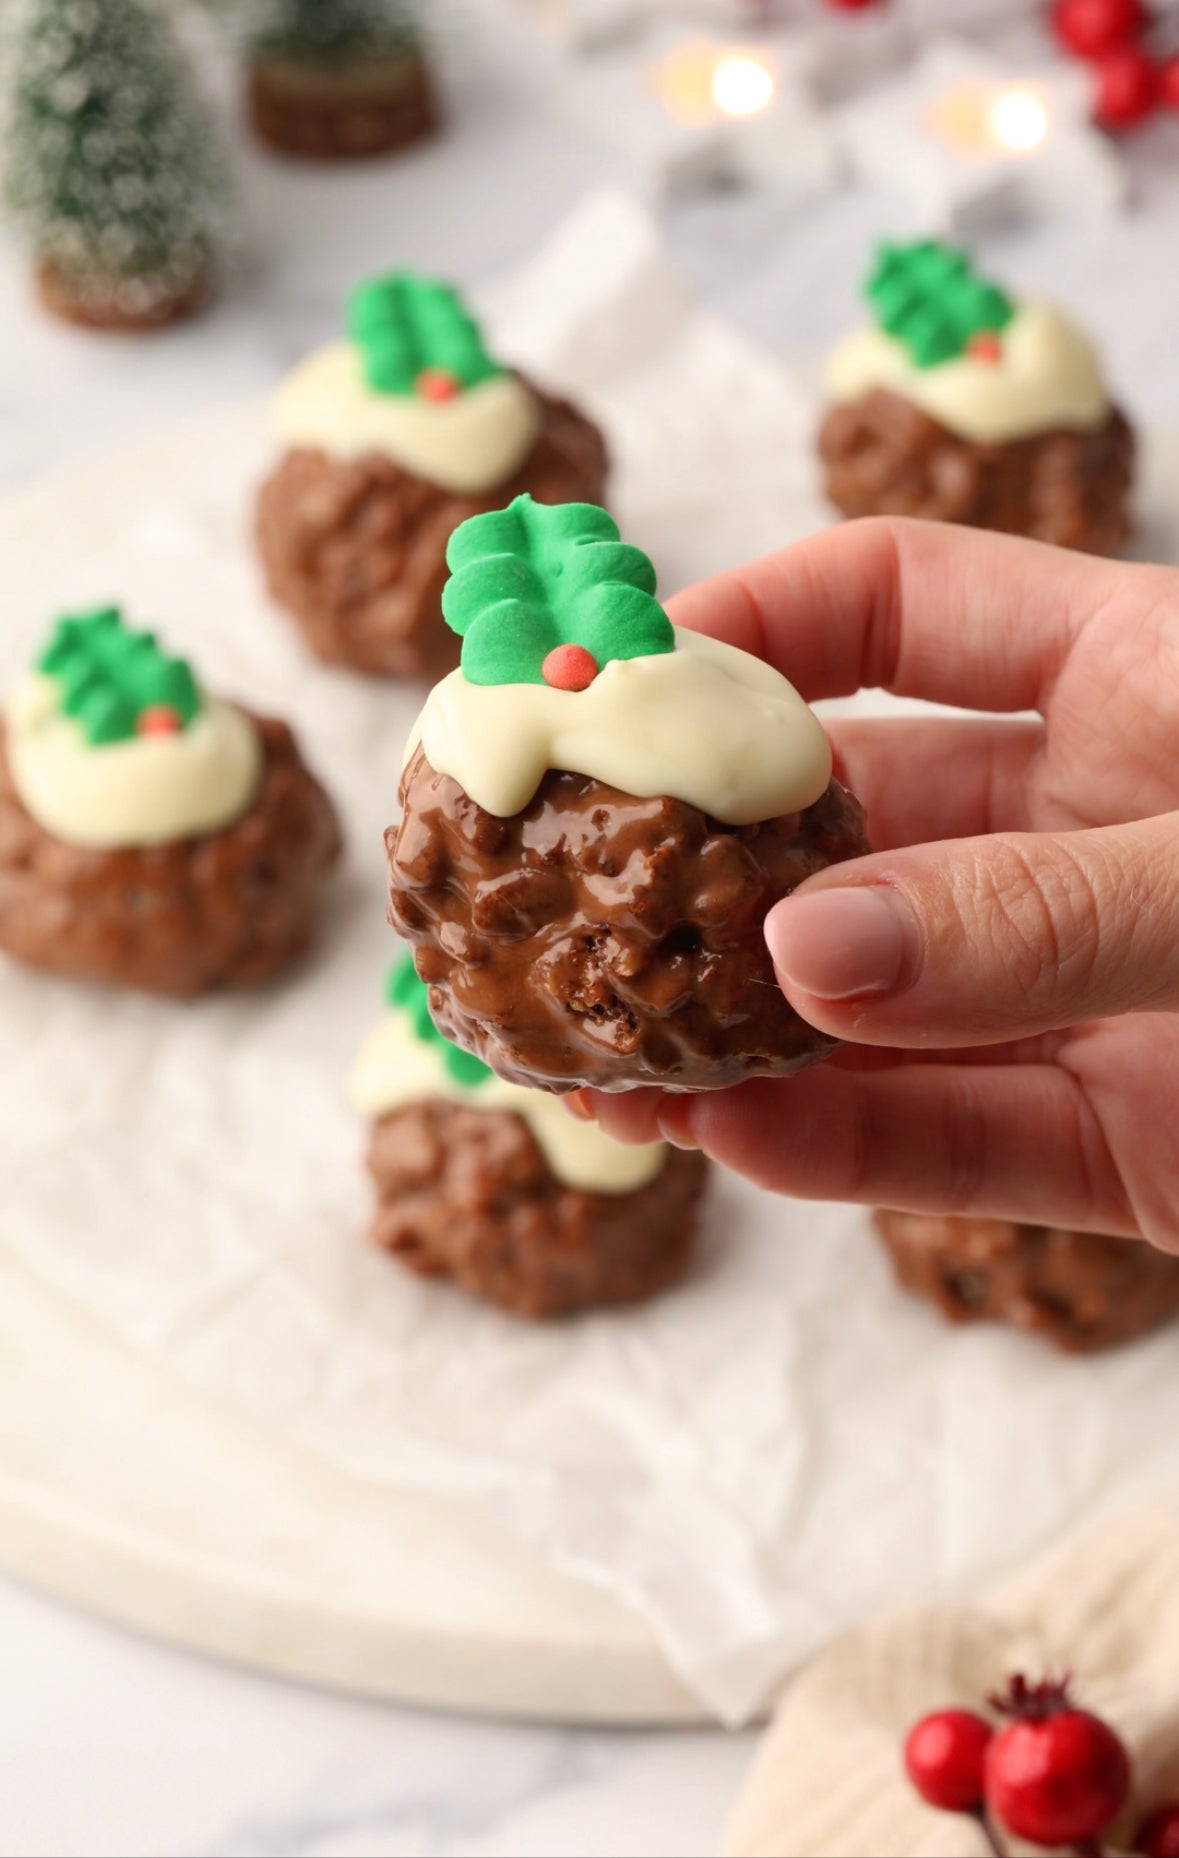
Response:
[764, 815, 1179, 1047]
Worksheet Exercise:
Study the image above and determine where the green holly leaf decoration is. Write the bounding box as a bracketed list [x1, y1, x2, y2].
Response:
[39, 606, 201, 746]
[387, 952, 492, 1090]
[866, 240, 1014, 370]
[442, 496, 673, 688]
[347, 271, 504, 399]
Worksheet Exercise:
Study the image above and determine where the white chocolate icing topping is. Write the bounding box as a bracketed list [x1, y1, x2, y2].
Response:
[407, 627, 833, 825]
[273, 343, 543, 493]
[349, 1011, 667, 1195]
[5, 676, 264, 851]
[825, 301, 1109, 444]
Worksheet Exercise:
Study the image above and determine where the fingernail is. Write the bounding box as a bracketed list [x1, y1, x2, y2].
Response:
[657, 1102, 700, 1151]
[564, 1090, 594, 1121]
[765, 887, 916, 1002]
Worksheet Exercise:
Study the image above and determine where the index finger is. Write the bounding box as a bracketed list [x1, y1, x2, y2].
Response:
[665, 516, 1127, 715]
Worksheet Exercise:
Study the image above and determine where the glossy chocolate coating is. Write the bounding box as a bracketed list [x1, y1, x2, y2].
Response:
[387, 749, 869, 1093]
[820, 387, 1134, 555]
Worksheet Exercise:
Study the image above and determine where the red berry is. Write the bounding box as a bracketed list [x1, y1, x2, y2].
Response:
[984, 1679, 1131, 1847]
[1052, 0, 1149, 60]
[1093, 46, 1158, 129]
[1138, 1804, 1179, 1858]
[542, 644, 598, 691]
[904, 1711, 993, 1813]
[416, 368, 461, 402]
[1156, 55, 1179, 109]
[823, 0, 885, 9]
[137, 705, 183, 736]
[967, 332, 1003, 363]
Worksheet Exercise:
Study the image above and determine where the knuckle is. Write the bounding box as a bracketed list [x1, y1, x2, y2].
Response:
[949, 836, 1106, 1019]
[937, 1073, 988, 1212]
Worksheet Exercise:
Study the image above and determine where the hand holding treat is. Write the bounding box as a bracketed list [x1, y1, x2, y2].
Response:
[0, 606, 341, 995]
[387, 496, 870, 1094]
[348, 954, 707, 1317]
[587, 518, 1179, 1258]
[819, 240, 1134, 554]
[256, 271, 608, 680]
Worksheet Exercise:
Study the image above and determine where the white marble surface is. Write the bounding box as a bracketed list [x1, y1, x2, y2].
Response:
[4, 3, 1179, 1852]
[0, 1578, 755, 1856]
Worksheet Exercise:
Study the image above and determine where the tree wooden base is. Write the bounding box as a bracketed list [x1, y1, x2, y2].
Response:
[35, 257, 212, 333]
[248, 50, 439, 161]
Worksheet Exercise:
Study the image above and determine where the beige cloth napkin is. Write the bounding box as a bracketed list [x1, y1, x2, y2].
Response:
[726, 1490, 1179, 1858]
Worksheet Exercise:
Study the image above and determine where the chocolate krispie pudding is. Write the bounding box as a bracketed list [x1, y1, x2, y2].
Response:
[875, 1209, 1179, 1354]
[387, 496, 869, 1094]
[350, 955, 708, 1317]
[819, 240, 1134, 554]
[257, 271, 608, 680]
[0, 605, 340, 996]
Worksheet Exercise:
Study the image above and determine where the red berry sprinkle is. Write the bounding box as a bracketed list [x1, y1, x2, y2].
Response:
[904, 1711, 993, 1814]
[984, 1676, 1131, 1848]
[968, 332, 1004, 364]
[1138, 1804, 1179, 1858]
[137, 705, 183, 736]
[1052, 0, 1148, 60]
[542, 644, 598, 691]
[1093, 46, 1158, 130]
[415, 367, 461, 402]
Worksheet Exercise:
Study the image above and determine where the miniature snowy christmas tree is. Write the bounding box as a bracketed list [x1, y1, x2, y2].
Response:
[253, 0, 421, 65]
[246, 0, 439, 161]
[3, 0, 235, 331]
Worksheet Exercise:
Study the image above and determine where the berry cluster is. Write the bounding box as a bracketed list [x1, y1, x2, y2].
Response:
[905, 1674, 1178, 1856]
[1051, 0, 1179, 131]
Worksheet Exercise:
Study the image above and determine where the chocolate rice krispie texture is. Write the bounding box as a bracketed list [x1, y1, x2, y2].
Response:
[367, 1097, 708, 1318]
[874, 1208, 1179, 1353]
[0, 714, 341, 997]
[388, 748, 869, 1094]
[256, 385, 609, 680]
[820, 388, 1134, 555]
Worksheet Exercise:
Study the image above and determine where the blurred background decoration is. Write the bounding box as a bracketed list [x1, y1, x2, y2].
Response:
[523, 0, 1179, 143]
[3, 0, 1179, 332]
[243, 0, 440, 159]
[835, 38, 1129, 232]
[2, 0, 238, 329]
